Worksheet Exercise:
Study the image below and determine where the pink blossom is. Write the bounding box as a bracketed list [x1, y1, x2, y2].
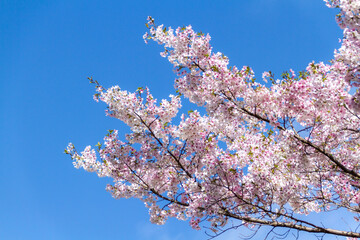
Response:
[67, 1, 360, 238]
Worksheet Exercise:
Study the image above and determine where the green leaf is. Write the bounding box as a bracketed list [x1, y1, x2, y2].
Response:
[229, 168, 236, 174]
[211, 66, 219, 72]
[268, 129, 274, 136]
[95, 142, 102, 150]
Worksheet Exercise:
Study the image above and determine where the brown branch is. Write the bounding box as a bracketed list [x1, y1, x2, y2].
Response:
[133, 112, 194, 180]
[222, 210, 360, 238]
[220, 93, 360, 179]
[142, 181, 360, 239]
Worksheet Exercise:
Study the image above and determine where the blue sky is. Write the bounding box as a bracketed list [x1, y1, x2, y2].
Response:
[0, 0, 346, 239]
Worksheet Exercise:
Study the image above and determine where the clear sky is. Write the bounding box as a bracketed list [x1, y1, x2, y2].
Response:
[0, 0, 345, 239]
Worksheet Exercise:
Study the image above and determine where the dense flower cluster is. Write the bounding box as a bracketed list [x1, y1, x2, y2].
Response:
[67, 1, 360, 238]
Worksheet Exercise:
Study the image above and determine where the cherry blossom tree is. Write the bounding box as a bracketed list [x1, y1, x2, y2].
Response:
[66, 0, 360, 238]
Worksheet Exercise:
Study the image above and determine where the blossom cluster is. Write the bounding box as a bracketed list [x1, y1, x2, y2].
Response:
[67, 1, 360, 237]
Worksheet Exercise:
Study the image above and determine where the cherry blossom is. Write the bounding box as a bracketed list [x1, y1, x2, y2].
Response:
[67, 1, 360, 238]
